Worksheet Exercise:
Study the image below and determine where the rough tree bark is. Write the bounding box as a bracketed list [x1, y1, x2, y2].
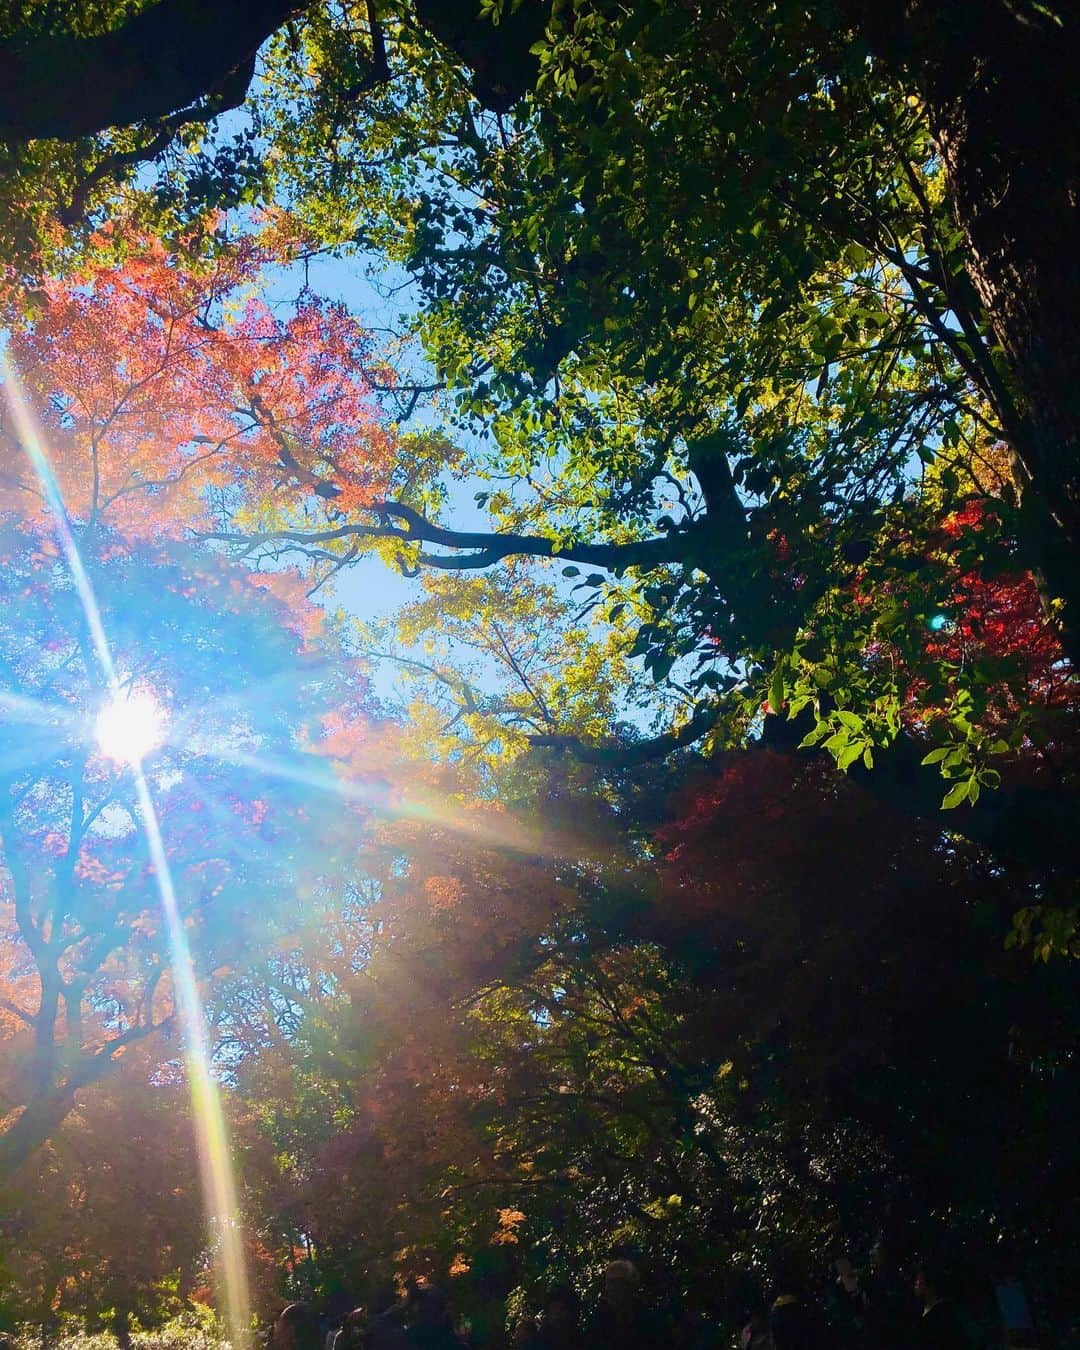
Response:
[0, 1089, 79, 1179]
[0, 1024, 169, 1180]
[866, 1, 1080, 658]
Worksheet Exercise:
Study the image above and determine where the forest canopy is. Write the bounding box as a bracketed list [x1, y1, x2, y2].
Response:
[0, 2, 1078, 1348]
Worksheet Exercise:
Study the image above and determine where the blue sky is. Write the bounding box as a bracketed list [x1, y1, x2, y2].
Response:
[260, 247, 556, 710]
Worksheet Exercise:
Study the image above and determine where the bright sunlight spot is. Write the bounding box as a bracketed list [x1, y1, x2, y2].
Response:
[94, 687, 168, 766]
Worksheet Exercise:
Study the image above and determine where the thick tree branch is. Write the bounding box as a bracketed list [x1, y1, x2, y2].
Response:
[208, 500, 687, 574]
[531, 700, 725, 766]
[0, 994, 34, 1026]
[0, 0, 543, 143]
[0, 0, 306, 141]
[412, 0, 548, 113]
[0, 1013, 175, 1179]
[58, 70, 254, 226]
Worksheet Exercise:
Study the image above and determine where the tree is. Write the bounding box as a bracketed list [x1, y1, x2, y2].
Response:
[110, 1, 1067, 858]
[230, 746, 1079, 1336]
[0, 0, 1075, 629]
[222, 749, 619, 1292]
[0, 523, 372, 1177]
[0, 234, 399, 1175]
[1, 5, 1077, 862]
[0, 1048, 205, 1343]
[5, 225, 399, 533]
[354, 562, 665, 780]
[649, 748, 1080, 1327]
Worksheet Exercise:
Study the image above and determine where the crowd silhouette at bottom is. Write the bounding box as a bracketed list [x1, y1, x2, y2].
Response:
[265, 1245, 1031, 1350]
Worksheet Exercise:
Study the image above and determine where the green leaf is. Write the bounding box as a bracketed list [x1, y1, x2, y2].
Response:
[941, 779, 972, 809]
[650, 652, 675, 683]
[768, 662, 785, 712]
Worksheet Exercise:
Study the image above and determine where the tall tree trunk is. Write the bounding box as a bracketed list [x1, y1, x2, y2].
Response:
[112, 1307, 133, 1350]
[0, 1090, 74, 1180]
[893, 3, 1080, 658]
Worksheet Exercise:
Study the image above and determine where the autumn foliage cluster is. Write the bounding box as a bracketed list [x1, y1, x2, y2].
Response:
[6, 228, 394, 535]
[0, 206, 1076, 1350]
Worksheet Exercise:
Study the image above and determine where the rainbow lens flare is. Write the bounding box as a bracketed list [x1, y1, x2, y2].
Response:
[1, 352, 252, 1348]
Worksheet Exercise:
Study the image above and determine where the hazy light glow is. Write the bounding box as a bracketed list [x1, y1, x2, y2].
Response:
[95, 687, 168, 766]
[222, 746, 570, 861]
[1, 352, 251, 1346]
[2, 345, 577, 1344]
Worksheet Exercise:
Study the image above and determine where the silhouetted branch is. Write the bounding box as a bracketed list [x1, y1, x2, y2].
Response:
[530, 701, 726, 766]
[207, 499, 687, 574]
[0, 0, 304, 141]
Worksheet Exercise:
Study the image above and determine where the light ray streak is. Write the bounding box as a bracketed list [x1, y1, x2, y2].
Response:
[1, 354, 251, 1347]
[216, 746, 568, 861]
[0, 691, 86, 776]
[0, 689, 82, 731]
[131, 770, 250, 1341]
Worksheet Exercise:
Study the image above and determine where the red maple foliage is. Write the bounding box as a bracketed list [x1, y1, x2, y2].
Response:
[4, 228, 395, 537]
[925, 500, 1074, 722]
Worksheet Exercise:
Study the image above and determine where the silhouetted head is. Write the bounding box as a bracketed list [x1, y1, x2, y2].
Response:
[272, 1304, 323, 1350]
[544, 1283, 581, 1332]
[603, 1260, 641, 1310]
[913, 1257, 950, 1307]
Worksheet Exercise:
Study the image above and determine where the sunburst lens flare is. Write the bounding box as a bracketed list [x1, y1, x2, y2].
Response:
[95, 687, 168, 765]
[4, 354, 250, 1347]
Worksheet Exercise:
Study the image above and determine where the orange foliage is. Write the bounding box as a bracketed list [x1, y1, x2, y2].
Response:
[3, 228, 396, 538]
[490, 1208, 526, 1245]
[424, 875, 466, 912]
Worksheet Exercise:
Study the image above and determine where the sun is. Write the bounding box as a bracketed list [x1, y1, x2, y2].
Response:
[94, 687, 169, 766]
